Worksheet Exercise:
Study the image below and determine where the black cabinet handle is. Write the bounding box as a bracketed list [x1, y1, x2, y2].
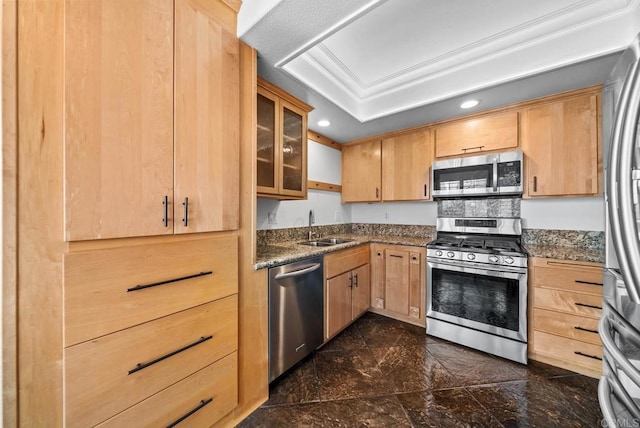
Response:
[575, 280, 603, 286]
[354, 274, 359, 288]
[375, 187, 379, 199]
[574, 351, 602, 361]
[182, 197, 189, 227]
[128, 335, 213, 375]
[163, 195, 169, 227]
[575, 326, 598, 334]
[575, 302, 603, 310]
[166, 398, 213, 428]
[390, 254, 403, 259]
[533, 176, 538, 192]
[348, 273, 353, 289]
[127, 271, 213, 293]
[424, 184, 427, 197]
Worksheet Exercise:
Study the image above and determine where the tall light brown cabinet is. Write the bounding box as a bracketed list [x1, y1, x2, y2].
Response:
[7, 1, 269, 427]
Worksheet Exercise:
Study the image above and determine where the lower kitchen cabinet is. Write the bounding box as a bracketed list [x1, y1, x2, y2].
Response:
[324, 245, 370, 340]
[528, 257, 603, 378]
[370, 243, 426, 326]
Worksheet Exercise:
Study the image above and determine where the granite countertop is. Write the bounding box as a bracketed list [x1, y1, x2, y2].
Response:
[255, 233, 431, 269]
[524, 244, 604, 264]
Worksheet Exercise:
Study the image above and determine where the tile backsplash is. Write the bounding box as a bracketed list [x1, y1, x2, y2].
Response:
[437, 197, 521, 218]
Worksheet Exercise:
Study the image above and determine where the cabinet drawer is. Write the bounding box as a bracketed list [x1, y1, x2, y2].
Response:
[325, 245, 369, 279]
[532, 330, 602, 374]
[533, 287, 602, 319]
[532, 259, 603, 294]
[65, 236, 238, 345]
[97, 352, 238, 428]
[533, 308, 600, 345]
[65, 296, 238, 428]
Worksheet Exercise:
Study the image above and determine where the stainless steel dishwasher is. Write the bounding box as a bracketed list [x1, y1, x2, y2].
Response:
[268, 256, 324, 382]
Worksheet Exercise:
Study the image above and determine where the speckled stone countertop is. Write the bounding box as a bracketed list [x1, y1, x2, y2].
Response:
[255, 233, 431, 270]
[524, 244, 604, 264]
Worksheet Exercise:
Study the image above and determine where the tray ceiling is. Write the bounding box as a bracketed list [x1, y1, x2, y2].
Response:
[241, 0, 640, 123]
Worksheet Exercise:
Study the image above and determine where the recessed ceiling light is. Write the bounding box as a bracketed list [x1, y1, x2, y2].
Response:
[460, 100, 479, 109]
[317, 119, 331, 127]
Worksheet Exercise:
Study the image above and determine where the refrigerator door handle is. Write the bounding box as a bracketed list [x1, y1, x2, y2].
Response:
[608, 58, 640, 303]
[600, 302, 640, 387]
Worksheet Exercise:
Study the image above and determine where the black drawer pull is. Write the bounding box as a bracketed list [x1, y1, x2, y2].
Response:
[127, 271, 213, 293]
[166, 398, 213, 428]
[575, 280, 603, 286]
[574, 326, 598, 334]
[128, 335, 213, 375]
[162, 195, 169, 228]
[574, 351, 602, 361]
[575, 302, 603, 310]
[389, 254, 403, 259]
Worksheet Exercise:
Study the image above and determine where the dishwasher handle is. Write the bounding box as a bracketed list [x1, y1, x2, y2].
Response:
[274, 263, 322, 280]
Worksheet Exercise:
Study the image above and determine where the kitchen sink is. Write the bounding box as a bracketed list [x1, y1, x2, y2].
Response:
[299, 238, 354, 246]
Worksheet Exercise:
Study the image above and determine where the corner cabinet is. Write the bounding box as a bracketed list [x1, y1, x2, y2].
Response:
[64, 0, 239, 241]
[521, 90, 601, 197]
[257, 78, 313, 199]
[324, 245, 371, 340]
[381, 129, 433, 201]
[370, 244, 426, 326]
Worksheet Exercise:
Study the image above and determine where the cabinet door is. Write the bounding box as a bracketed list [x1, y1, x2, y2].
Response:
[370, 245, 385, 309]
[326, 271, 353, 339]
[280, 101, 307, 198]
[174, 0, 240, 234]
[434, 111, 518, 158]
[342, 140, 381, 202]
[351, 264, 370, 319]
[522, 93, 600, 197]
[408, 251, 425, 320]
[256, 88, 279, 195]
[65, 0, 174, 240]
[384, 249, 410, 316]
[382, 130, 432, 201]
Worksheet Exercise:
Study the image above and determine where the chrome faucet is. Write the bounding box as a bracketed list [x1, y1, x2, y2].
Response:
[308, 210, 317, 240]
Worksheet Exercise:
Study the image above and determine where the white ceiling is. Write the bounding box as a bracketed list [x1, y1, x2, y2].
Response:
[240, 0, 640, 140]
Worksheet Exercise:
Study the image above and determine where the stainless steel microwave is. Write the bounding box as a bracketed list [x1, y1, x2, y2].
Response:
[431, 151, 523, 198]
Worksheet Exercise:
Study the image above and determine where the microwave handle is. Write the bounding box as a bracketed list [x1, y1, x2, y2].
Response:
[492, 159, 498, 192]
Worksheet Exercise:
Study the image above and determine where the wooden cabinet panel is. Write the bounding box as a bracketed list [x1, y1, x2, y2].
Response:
[531, 330, 602, 375]
[522, 93, 600, 196]
[533, 308, 600, 345]
[97, 352, 238, 428]
[531, 258, 603, 294]
[175, 0, 239, 233]
[434, 111, 518, 158]
[326, 271, 353, 339]
[342, 140, 382, 202]
[65, 296, 238, 428]
[64, 236, 238, 346]
[352, 264, 371, 319]
[533, 287, 602, 319]
[370, 244, 385, 309]
[382, 130, 432, 201]
[280, 101, 307, 197]
[384, 249, 410, 316]
[256, 88, 279, 193]
[64, 0, 174, 240]
[324, 244, 369, 279]
[408, 251, 424, 320]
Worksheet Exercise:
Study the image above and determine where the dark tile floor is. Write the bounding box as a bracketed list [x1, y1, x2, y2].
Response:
[239, 313, 603, 427]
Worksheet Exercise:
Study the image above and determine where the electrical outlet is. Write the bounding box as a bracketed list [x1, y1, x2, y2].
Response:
[268, 211, 277, 224]
[384, 212, 389, 220]
[334, 211, 341, 222]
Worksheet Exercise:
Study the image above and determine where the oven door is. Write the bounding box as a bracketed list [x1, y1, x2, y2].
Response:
[427, 259, 527, 342]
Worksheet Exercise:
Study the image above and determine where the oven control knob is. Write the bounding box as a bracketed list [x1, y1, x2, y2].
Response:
[489, 255, 500, 263]
[447, 251, 455, 258]
[505, 256, 514, 265]
[467, 253, 476, 260]
[435, 250, 443, 257]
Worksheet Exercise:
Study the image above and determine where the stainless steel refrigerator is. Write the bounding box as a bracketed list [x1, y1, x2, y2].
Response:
[600, 32, 640, 424]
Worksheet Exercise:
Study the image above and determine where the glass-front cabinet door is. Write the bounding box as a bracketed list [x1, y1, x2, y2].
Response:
[257, 88, 279, 195]
[280, 101, 306, 197]
[256, 78, 312, 200]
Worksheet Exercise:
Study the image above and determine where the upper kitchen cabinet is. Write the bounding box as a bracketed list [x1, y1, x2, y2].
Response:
[521, 90, 601, 197]
[381, 129, 433, 201]
[434, 111, 519, 158]
[342, 140, 382, 203]
[64, 0, 239, 241]
[256, 78, 313, 200]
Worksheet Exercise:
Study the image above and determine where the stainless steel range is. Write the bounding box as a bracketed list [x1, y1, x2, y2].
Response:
[426, 217, 528, 364]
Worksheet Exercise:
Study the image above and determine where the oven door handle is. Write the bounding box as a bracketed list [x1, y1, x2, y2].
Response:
[428, 260, 526, 280]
